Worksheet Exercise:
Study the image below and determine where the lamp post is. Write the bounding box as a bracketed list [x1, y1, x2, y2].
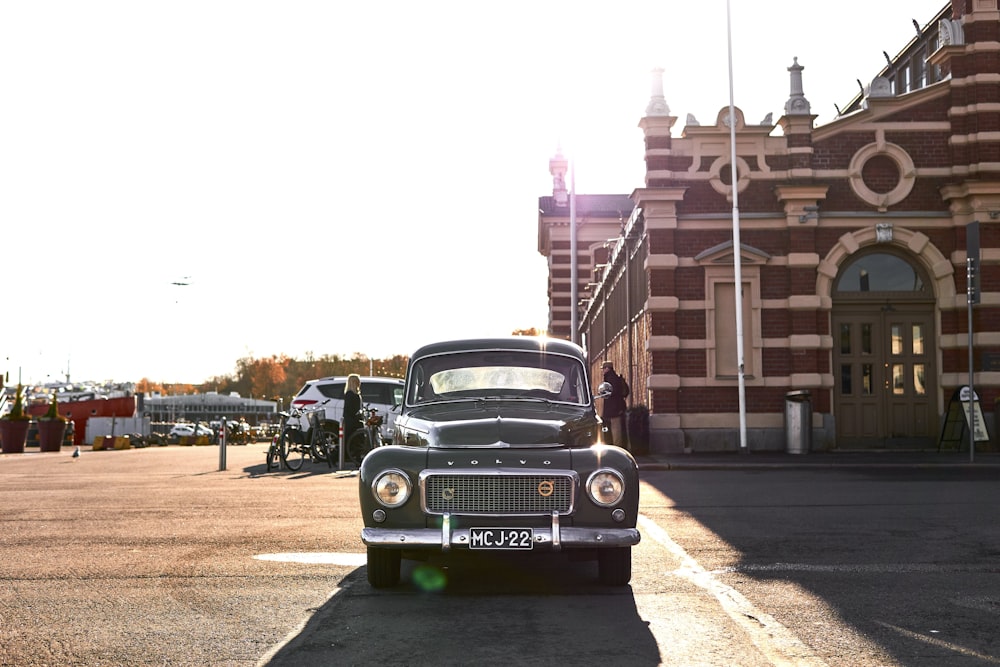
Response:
[569, 160, 578, 345]
[726, 0, 748, 453]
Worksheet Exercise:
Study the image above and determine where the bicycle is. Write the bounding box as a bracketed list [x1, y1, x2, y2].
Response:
[265, 427, 284, 471]
[345, 405, 385, 466]
[307, 408, 338, 469]
[267, 404, 335, 471]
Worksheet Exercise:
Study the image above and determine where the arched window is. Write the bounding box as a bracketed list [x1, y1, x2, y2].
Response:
[835, 252, 928, 294]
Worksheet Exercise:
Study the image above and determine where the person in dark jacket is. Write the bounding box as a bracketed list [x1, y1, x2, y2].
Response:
[343, 374, 363, 446]
[601, 361, 629, 447]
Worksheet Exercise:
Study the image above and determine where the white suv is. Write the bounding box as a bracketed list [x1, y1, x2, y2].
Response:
[289, 376, 405, 442]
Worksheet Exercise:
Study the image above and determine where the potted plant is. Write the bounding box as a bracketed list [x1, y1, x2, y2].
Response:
[37, 393, 68, 452]
[1, 384, 31, 454]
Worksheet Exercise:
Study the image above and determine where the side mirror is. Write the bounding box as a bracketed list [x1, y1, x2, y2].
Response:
[596, 382, 613, 399]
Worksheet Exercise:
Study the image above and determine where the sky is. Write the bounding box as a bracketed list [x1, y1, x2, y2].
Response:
[0, 0, 949, 385]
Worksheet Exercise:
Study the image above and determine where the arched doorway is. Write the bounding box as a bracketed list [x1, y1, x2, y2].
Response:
[832, 249, 937, 449]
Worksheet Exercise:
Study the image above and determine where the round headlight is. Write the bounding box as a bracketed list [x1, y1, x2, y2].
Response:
[372, 469, 411, 508]
[586, 469, 625, 507]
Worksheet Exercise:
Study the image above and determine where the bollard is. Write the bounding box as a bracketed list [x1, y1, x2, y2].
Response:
[219, 423, 227, 471]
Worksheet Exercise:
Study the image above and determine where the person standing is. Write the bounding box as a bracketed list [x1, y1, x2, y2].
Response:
[600, 361, 630, 448]
[343, 374, 363, 446]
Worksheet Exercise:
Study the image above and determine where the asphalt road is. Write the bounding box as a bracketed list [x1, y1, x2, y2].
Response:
[0, 443, 361, 666]
[2, 444, 999, 666]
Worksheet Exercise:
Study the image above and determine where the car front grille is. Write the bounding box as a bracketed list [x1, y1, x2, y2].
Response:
[421, 472, 576, 515]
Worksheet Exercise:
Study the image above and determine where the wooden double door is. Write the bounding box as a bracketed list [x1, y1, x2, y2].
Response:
[832, 305, 937, 448]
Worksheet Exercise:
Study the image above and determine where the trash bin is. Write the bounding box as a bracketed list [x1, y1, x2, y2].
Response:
[626, 405, 650, 456]
[784, 390, 811, 454]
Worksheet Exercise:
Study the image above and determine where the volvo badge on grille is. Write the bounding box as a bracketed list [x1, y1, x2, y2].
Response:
[537, 480, 554, 497]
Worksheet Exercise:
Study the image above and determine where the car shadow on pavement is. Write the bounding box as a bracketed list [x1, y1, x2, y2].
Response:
[263, 552, 661, 666]
[638, 466, 1000, 665]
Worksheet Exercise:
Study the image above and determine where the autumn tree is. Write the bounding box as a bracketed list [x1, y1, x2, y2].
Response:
[233, 354, 289, 400]
[136, 378, 164, 395]
[147, 352, 408, 403]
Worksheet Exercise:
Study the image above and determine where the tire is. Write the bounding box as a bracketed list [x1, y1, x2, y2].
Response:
[597, 547, 631, 586]
[266, 439, 280, 471]
[322, 437, 335, 468]
[346, 430, 371, 466]
[367, 546, 401, 588]
[311, 434, 335, 468]
[310, 432, 329, 464]
[280, 430, 305, 472]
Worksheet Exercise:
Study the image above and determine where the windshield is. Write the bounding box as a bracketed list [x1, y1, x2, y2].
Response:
[407, 349, 590, 407]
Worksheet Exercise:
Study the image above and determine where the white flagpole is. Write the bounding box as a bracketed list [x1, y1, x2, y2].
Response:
[727, 0, 748, 452]
[570, 159, 578, 345]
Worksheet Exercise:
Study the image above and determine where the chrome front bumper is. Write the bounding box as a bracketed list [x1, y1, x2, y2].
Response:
[362, 512, 640, 551]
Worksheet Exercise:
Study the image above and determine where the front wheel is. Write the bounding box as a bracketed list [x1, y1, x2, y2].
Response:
[597, 547, 632, 586]
[322, 438, 335, 468]
[367, 546, 401, 588]
[313, 434, 335, 469]
[266, 438, 280, 471]
[279, 429, 305, 472]
[310, 432, 329, 464]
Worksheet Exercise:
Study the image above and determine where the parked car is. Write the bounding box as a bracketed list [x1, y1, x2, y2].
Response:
[358, 336, 640, 588]
[289, 376, 404, 443]
[169, 423, 213, 439]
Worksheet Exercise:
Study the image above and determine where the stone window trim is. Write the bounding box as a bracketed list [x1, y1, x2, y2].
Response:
[708, 155, 752, 198]
[696, 242, 768, 385]
[847, 132, 916, 211]
[817, 226, 953, 306]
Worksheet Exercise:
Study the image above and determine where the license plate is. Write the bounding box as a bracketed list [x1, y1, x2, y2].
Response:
[469, 527, 534, 550]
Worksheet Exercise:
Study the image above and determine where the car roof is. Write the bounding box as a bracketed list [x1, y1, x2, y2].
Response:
[409, 336, 585, 361]
[307, 376, 403, 385]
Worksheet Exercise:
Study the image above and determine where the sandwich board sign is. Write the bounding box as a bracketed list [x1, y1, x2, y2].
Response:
[959, 386, 989, 443]
[939, 386, 990, 450]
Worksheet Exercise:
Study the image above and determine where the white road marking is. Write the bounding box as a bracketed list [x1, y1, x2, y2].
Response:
[638, 514, 829, 667]
[254, 552, 367, 565]
[716, 562, 997, 574]
[875, 621, 1000, 664]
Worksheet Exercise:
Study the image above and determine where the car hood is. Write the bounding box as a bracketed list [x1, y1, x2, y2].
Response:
[399, 401, 598, 448]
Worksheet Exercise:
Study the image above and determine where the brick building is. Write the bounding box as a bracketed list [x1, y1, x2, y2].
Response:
[538, 1, 1000, 453]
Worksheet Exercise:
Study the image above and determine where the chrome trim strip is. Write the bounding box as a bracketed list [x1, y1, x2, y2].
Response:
[441, 513, 451, 552]
[362, 526, 640, 549]
[551, 511, 560, 550]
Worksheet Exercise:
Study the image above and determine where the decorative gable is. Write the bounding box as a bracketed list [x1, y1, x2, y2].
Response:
[694, 241, 771, 266]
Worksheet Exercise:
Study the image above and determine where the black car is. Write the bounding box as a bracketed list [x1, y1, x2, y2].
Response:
[359, 336, 640, 588]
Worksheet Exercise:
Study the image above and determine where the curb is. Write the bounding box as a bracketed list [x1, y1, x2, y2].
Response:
[635, 453, 1000, 471]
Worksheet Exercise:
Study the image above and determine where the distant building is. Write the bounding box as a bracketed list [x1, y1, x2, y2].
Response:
[143, 392, 277, 425]
[538, 3, 999, 453]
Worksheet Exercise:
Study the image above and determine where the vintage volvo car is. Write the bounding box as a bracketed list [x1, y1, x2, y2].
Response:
[359, 336, 640, 588]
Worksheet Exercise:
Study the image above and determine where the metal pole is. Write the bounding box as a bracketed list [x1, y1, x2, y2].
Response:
[968, 257, 975, 463]
[726, 0, 748, 452]
[218, 415, 227, 471]
[570, 161, 578, 345]
[625, 228, 633, 401]
[338, 422, 345, 471]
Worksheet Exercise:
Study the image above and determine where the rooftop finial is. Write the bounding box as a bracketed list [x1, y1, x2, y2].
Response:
[645, 67, 670, 117]
[549, 145, 569, 207]
[784, 57, 811, 115]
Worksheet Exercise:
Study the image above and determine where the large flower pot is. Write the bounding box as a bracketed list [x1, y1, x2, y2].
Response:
[37, 420, 67, 452]
[0, 420, 30, 454]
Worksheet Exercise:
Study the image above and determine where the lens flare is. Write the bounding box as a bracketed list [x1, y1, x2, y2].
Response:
[412, 564, 447, 592]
